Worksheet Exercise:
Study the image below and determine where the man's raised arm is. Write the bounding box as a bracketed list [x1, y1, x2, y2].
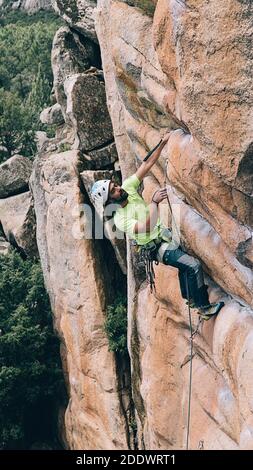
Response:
[135, 131, 172, 182]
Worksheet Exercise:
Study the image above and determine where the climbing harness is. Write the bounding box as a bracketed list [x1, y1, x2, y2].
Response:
[139, 241, 159, 293]
[134, 228, 173, 293]
[133, 238, 161, 293]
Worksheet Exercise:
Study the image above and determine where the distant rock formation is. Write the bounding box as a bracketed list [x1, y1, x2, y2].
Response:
[0, 155, 38, 257]
[52, 0, 97, 42]
[8, 0, 52, 13]
[0, 155, 33, 198]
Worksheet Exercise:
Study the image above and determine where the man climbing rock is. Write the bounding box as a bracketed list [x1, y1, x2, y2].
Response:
[90, 132, 224, 320]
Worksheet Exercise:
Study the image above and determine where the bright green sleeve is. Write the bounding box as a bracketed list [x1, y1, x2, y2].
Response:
[114, 212, 138, 238]
[122, 173, 141, 194]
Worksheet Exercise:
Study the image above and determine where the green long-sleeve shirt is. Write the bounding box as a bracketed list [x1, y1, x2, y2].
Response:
[114, 173, 164, 246]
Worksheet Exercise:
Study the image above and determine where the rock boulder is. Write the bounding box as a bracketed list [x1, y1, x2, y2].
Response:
[0, 155, 33, 198]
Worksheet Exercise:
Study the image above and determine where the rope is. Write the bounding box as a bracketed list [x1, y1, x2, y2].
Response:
[191, 315, 203, 339]
[185, 273, 193, 450]
[163, 151, 203, 450]
[143, 134, 202, 449]
[164, 159, 182, 245]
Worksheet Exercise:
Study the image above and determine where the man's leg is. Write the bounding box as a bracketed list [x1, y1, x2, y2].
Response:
[155, 243, 209, 307]
[178, 271, 208, 306]
[178, 270, 188, 300]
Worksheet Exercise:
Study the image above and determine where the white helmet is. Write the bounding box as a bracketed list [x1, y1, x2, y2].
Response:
[90, 179, 111, 208]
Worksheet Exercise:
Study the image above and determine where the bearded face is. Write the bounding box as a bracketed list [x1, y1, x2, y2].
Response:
[108, 181, 128, 204]
[115, 188, 128, 203]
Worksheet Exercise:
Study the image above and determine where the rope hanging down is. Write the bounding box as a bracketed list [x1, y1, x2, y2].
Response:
[184, 275, 203, 449]
[144, 134, 203, 450]
[185, 273, 193, 450]
[163, 146, 203, 450]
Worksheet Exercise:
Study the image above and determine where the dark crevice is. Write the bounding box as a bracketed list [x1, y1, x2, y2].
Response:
[78, 176, 136, 448]
[79, 159, 116, 172]
[236, 237, 253, 270]
[92, 236, 135, 448]
[161, 111, 191, 134]
[86, 137, 115, 154]
[0, 184, 30, 199]
[174, 0, 194, 10]
[0, 221, 6, 239]
[69, 26, 102, 70]
[130, 300, 146, 450]
[235, 142, 253, 196]
[115, 352, 138, 450]
[120, 0, 156, 17]
[8, 232, 27, 260]
[93, 215, 137, 447]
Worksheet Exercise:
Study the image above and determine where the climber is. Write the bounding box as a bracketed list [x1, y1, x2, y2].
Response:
[90, 132, 224, 320]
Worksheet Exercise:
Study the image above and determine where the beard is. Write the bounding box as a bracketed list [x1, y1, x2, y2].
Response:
[116, 188, 128, 204]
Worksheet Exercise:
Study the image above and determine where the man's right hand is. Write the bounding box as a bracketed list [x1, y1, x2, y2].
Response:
[152, 188, 168, 204]
[135, 187, 168, 234]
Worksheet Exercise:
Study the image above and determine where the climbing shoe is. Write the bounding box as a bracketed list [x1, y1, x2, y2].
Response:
[197, 301, 224, 321]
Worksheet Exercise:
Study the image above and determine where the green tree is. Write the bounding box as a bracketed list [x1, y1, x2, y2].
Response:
[0, 250, 65, 449]
[104, 296, 128, 355]
[0, 88, 35, 160]
[0, 89, 25, 159]
[27, 63, 50, 113]
[0, 12, 63, 162]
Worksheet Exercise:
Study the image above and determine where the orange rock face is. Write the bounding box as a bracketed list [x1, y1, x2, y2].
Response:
[28, 0, 253, 450]
[30, 150, 130, 449]
[95, 0, 253, 449]
[154, 0, 253, 189]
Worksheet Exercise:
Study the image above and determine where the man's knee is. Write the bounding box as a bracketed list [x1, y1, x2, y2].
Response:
[156, 242, 172, 263]
[157, 245, 202, 274]
[178, 254, 201, 274]
[190, 258, 201, 272]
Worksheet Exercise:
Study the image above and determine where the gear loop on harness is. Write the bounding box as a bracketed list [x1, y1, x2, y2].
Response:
[138, 241, 160, 293]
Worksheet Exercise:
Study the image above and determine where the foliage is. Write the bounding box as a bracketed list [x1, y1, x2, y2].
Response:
[0, 250, 65, 449]
[104, 296, 128, 355]
[58, 142, 72, 153]
[0, 11, 63, 162]
[0, 88, 35, 160]
[124, 0, 155, 16]
[0, 9, 62, 28]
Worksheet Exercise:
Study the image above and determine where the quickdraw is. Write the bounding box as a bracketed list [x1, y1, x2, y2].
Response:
[139, 242, 159, 293]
